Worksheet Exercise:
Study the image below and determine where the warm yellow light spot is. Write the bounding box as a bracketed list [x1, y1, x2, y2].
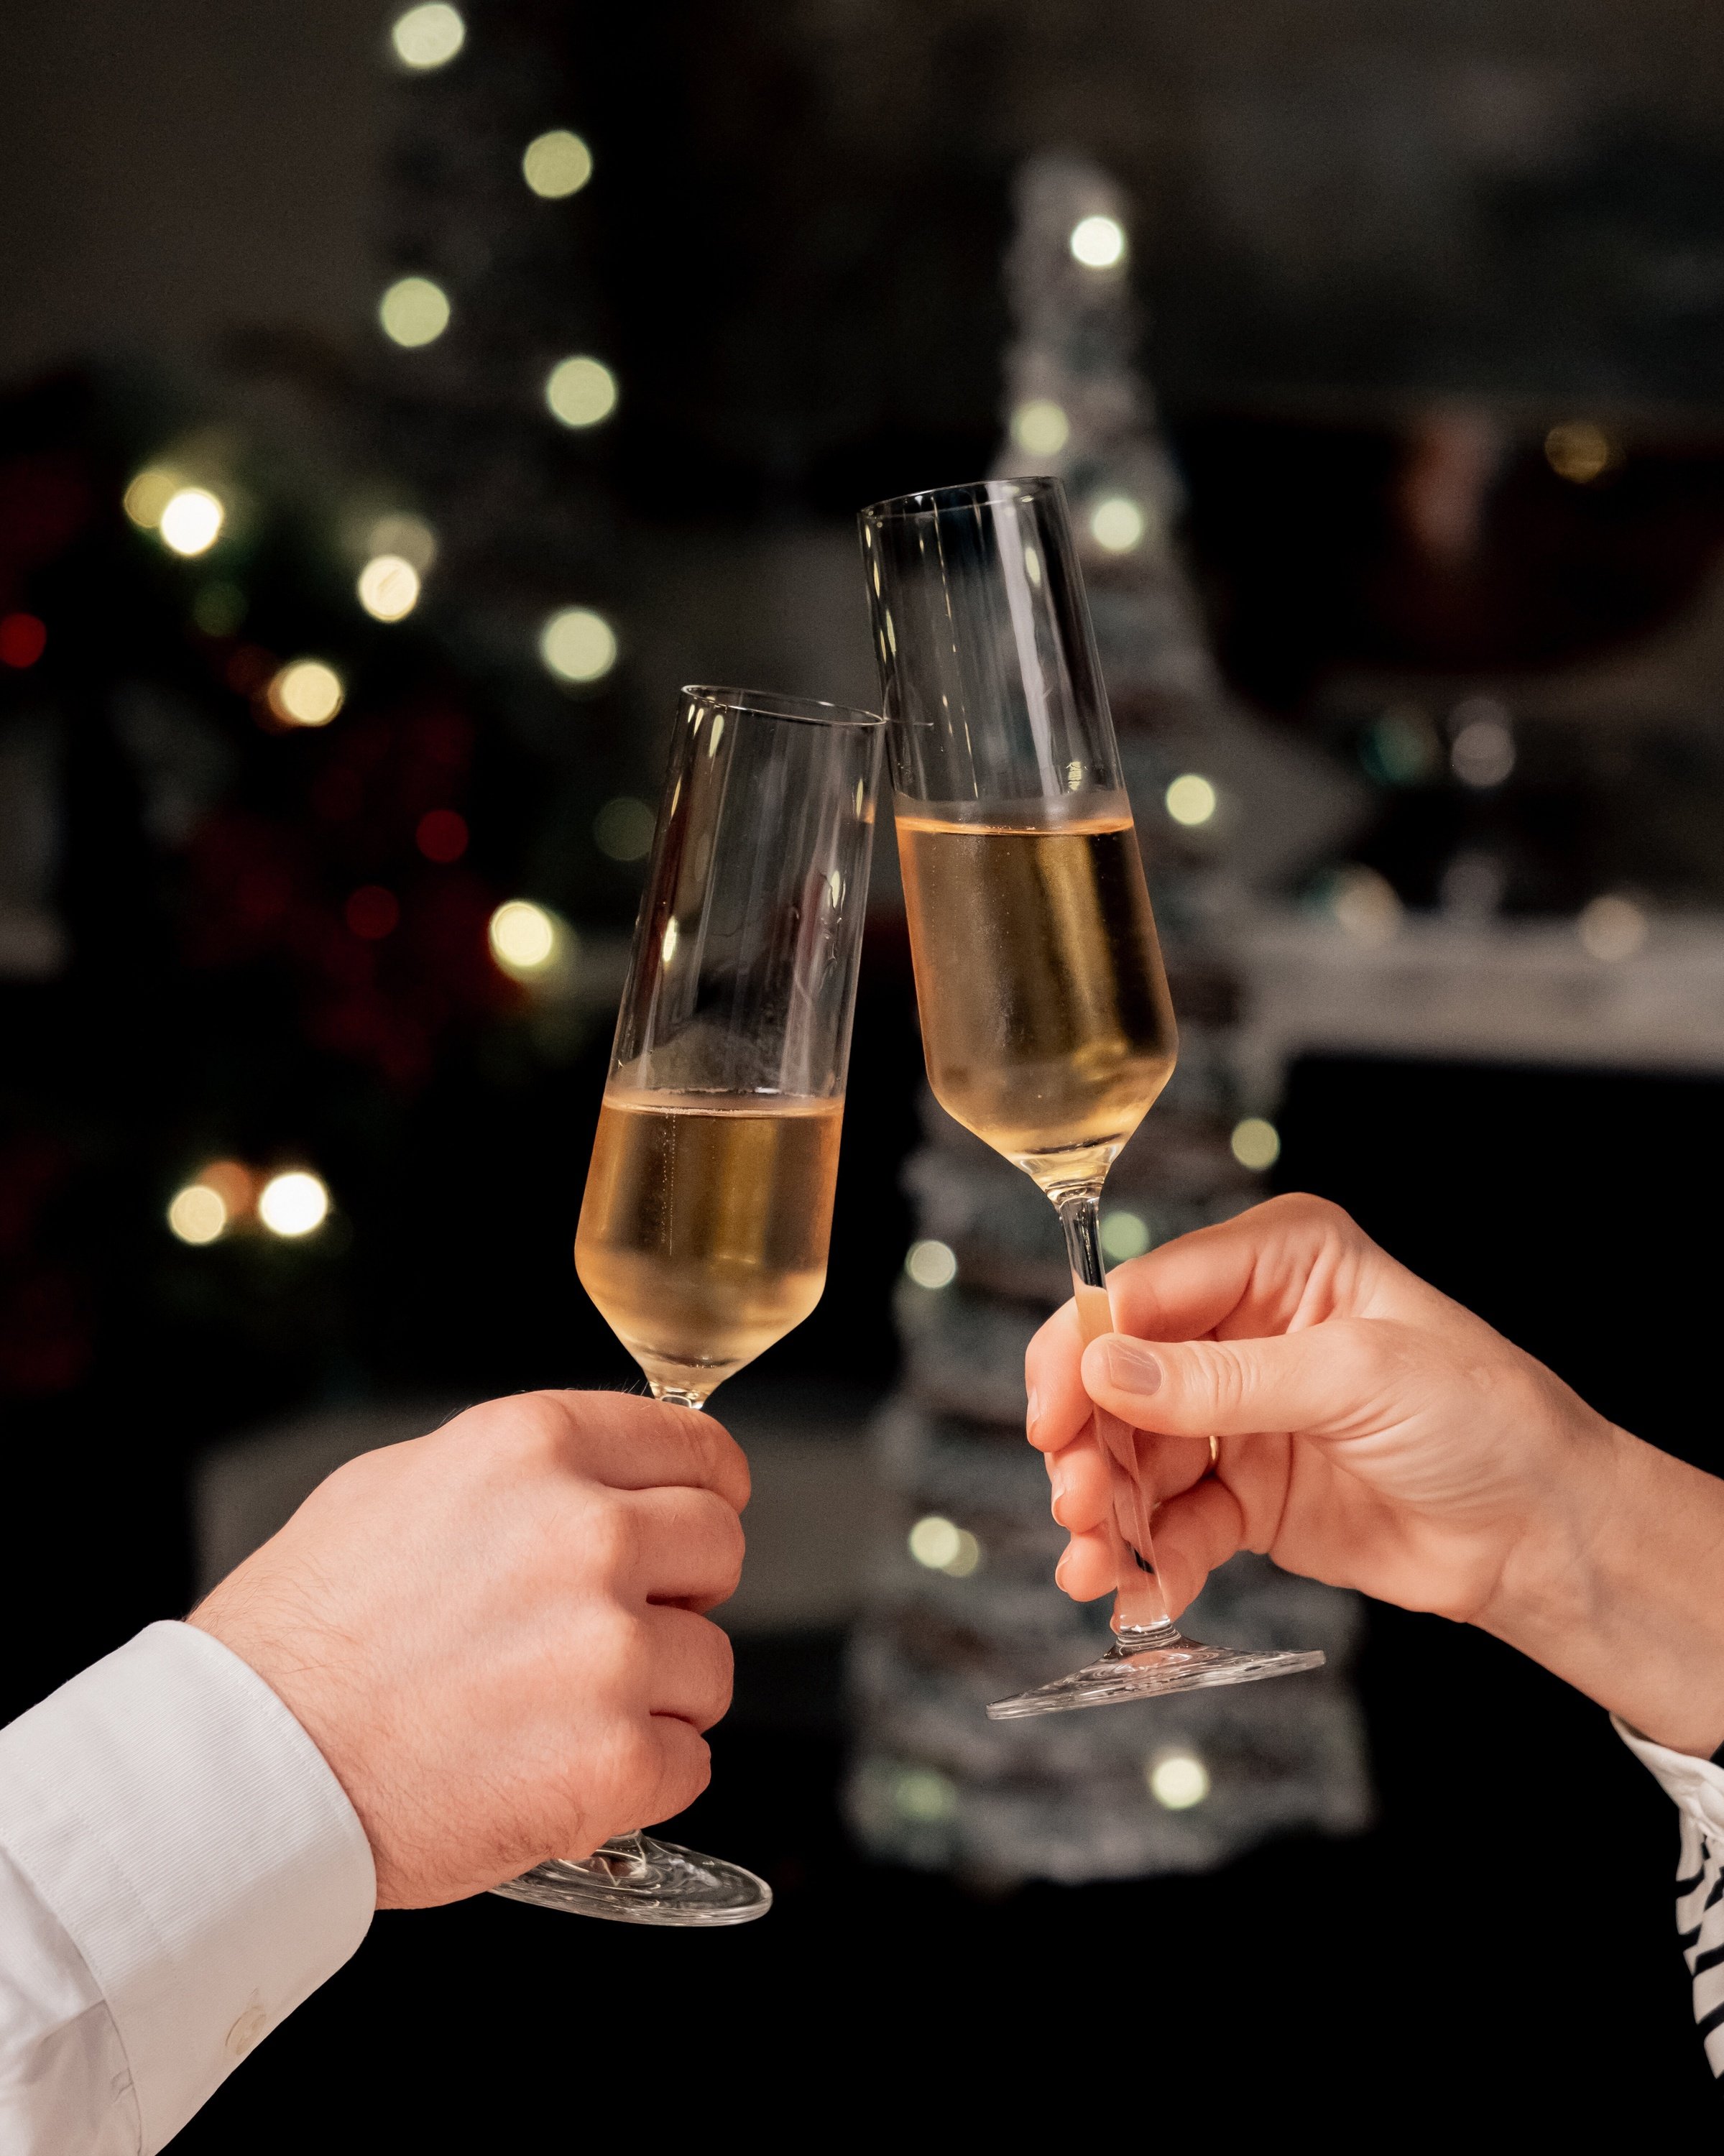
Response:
[1578, 894, 1647, 962]
[392, 3, 464, 70]
[909, 1516, 960, 1569]
[594, 796, 655, 862]
[522, 129, 594, 198]
[257, 1171, 330, 1238]
[540, 607, 617, 683]
[167, 1184, 227, 1245]
[159, 488, 225, 557]
[367, 513, 437, 572]
[1100, 1210, 1150, 1261]
[908, 1517, 979, 1576]
[379, 276, 451, 348]
[124, 467, 182, 529]
[1147, 1749, 1209, 1810]
[356, 554, 420, 622]
[659, 918, 680, 968]
[268, 660, 344, 729]
[489, 900, 559, 975]
[1165, 773, 1217, 826]
[1230, 1117, 1281, 1171]
[545, 355, 617, 428]
[905, 1239, 957, 1289]
[1090, 496, 1146, 553]
[1070, 213, 1128, 270]
[1545, 421, 1616, 484]
[1010, 399, 1069, 458]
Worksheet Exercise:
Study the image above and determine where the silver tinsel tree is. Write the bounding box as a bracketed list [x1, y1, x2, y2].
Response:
[847, 153, 1373, 1885]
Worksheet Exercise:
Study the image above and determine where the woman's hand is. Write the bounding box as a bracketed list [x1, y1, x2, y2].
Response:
[1025, 1193, 1724, 1756]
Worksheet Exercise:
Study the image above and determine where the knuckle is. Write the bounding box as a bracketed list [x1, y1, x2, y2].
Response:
[586, 1605, 647, 1692]
[583, 1493, 637, 1582]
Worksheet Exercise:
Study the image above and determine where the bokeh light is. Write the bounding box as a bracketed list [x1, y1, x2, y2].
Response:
[0, 614, 47, 669]
[1070, 213, 1128, 269]
[416, 808, 469, 862]
[522, 129, 594, 198]
[594, 796, 655, 861]
[1100, 1209, 1151, 1261]
[907, 1517, 980, 1576]
[904, 1238, 957, 1289]
[391, 3, 465, 69]
[257, 1171, 330, 1238]
[1449, 700, 1515, 788]
[123, 468, 181, 529]
[158, 487, 225, 557]
[1330, 864, 1403, 945]
[488, 899, 561, 977]
[1147, 1748, 1210, 1810]
[539, 607, 617, 683]
[908, 1516, 962, 1570]
[1165, 773, 1218, 826]
[379, 276, 451, 348]
[167, 1183, 227, 1245]
[356, 553, 421, 621]
[890, 1766, 957, 1823]
[1010, 399, 1069, 457]
[367, 513, 437, 572]
[545, 355, 618, 428]
[1545, 421, 1616, 484]
[1578, 893, 1648, 962]
[267, 660, 345, 729]
[1090, 496, 1146, 553]
[345, 885, 400, 940]
[1231, 1117, 1281, 1171]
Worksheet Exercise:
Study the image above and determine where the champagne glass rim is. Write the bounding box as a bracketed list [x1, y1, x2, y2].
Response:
[681, 684, 883, 729]
[858, 474, 1064, 525]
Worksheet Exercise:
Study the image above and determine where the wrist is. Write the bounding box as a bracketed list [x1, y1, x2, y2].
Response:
[1483, 1424, 1724, 1757]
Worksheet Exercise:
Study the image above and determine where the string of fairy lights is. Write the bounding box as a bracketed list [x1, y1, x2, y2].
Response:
[158, 0, 621, 1250]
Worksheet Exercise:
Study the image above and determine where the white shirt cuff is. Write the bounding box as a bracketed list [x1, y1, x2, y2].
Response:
[0, 1621, 375, 2153]
[1613, 1712, 1724, 1841]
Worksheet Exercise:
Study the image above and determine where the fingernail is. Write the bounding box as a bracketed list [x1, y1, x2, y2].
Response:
[1101, 1340, 1163, 1395]
[1055, 1549, 1073, 1592]
[1049, 1465, 1069, 1525]
[1025, 1386, 1041, 1434]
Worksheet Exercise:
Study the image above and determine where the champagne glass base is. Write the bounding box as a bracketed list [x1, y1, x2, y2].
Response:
[986, 1627, 1325, 1720]
[489, 1835, 773, 1927]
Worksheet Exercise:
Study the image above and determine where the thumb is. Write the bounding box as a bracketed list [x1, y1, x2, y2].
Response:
[1080, 1322, 1389, 1442]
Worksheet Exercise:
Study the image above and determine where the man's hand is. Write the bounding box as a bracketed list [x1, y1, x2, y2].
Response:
[190, 1391, 747, 1908]
[1026, 1193, 1724, 1756]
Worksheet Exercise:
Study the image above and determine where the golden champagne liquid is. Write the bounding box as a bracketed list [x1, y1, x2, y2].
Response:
[895, 794, 1176, 1189]
[574, 1089, 843, 1399]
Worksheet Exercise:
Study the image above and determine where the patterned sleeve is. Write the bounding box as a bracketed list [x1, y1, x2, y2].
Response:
[1613, 1714, 1724, 2080]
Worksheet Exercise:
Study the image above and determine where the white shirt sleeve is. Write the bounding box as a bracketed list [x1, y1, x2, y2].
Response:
[0, 1621, 376, 2154]
[1614, 1713, 1724, 2080]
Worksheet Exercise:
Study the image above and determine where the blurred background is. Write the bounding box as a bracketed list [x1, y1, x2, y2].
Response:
[5, 0, 1724, 2134]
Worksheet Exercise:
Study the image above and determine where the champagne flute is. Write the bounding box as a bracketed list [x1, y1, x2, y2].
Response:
[492, 686, 883, 1921]
[859, 477, 1322, 1718]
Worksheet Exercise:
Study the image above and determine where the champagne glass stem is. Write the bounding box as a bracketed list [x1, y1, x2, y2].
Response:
[1053, 1189, 1173, 1639]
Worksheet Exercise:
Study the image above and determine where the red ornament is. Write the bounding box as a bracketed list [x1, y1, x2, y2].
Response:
[0, 614, 46, 668]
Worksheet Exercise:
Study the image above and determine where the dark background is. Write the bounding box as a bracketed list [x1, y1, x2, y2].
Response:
[3, 0, 1723, 2137]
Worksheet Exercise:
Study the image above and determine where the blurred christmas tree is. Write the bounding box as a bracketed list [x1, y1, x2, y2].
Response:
[847, 155, 1373, 1885]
